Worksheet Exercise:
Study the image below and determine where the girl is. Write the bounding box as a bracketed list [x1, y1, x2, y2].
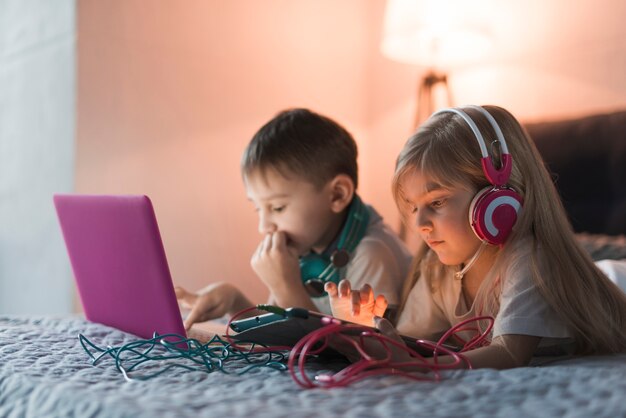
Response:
[325, 105, 626, 369]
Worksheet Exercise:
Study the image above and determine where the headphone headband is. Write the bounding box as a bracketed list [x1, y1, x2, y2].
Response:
[467, 105, 509, 154]
[432, 106, 512, 186]
[431, 105, 522, 246]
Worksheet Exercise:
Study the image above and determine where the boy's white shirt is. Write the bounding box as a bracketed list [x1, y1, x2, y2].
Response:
[396, 237, 574, 352]
[312, 206, 412, 315]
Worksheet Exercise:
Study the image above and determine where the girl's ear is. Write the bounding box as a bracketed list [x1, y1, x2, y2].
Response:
[328, 174, 355, 213]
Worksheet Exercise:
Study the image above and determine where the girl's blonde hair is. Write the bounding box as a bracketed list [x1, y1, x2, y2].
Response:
[393, 105, 626, 354]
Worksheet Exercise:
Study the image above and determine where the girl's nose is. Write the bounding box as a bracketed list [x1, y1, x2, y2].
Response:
[415, 210, 432, 232]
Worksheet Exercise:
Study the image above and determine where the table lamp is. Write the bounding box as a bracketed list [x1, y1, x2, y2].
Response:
[381, 0, 493, 128]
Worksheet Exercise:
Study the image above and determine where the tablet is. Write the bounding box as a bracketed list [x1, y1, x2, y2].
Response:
[229, 307, 459, 357]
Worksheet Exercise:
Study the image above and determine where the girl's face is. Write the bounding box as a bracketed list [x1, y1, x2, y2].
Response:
[244, 167, 341, 256]
[400, 170, 483, 266]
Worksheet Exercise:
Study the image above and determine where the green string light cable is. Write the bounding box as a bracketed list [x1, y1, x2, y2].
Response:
[78, 332, 288, 382]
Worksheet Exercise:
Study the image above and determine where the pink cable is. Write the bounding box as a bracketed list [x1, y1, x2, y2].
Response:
[288, 316, 495, 388]
[224, 307, 494, 388]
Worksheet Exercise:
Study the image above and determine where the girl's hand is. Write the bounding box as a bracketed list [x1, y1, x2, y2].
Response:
[325, 279, 388, 326]
[326, 317, 416, 365]
[251, 231, 301, 293]
[372, 316, 414, 362]
[175, 283, 243, 330]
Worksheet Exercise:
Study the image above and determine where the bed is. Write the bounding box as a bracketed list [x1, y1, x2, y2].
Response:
[2, 110, 626, 417]
[2, 314, 626, 418]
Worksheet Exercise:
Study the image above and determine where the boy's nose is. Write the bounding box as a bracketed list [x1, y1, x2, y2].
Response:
[258, 215, 277, 235]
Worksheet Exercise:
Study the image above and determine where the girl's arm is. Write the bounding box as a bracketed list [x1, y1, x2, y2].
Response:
[375, 317, 541, 369]
[324, 281, 388, 326]
[456, 334, 541, 369]
[326, 282, 542, 369]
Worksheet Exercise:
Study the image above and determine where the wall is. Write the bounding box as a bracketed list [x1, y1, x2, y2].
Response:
[77, 0, 373, 305]
[77, 0, 626, 307]
[26, 0, 626, 313]
[0, 0, 76, 314]
[451, 0, 626, 120]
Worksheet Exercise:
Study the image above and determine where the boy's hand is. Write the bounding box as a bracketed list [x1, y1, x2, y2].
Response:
[251, 231, 301, 292]
[325, 279, 388, 326]
[175, 283, 243, 331]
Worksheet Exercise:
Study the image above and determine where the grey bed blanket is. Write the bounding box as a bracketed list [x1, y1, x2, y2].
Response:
[1, 315, 626, 418]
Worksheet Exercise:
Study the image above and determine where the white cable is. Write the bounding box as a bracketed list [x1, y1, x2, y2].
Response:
[454, 241, 488, 280]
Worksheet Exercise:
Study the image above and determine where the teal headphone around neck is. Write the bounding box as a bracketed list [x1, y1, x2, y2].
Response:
[299, 195, 370, 297]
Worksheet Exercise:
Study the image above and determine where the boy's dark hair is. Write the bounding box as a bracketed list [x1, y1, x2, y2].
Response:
[241, 108, 358, 188]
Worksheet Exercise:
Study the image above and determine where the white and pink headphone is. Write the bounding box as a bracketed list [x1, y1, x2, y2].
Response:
[433, 105, 523, 246]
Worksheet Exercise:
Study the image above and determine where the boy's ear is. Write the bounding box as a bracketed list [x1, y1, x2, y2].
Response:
[327, 174, 355, 213]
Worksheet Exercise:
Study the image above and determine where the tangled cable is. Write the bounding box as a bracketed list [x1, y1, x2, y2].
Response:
[78, 310, 493, 387]
[288, 316, 494, 389]
[78, 332, 288, 382]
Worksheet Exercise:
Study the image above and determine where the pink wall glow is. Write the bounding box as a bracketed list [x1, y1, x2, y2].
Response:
[77, 0, 373, 305]
[77, 0, 626, 307]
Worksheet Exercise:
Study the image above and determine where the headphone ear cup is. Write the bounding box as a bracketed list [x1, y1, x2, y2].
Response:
[299, 254, 330, 282]
[469, 186, 523, 246]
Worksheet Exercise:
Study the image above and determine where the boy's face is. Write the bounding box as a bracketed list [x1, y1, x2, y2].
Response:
[244, 168, 341, 256]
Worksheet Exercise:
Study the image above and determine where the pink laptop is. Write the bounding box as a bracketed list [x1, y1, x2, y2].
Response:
[53, 194, 187, 339]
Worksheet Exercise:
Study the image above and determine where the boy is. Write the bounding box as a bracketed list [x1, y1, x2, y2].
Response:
[176, 108, 411, 330]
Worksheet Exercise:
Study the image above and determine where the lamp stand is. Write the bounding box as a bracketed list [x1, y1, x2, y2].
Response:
[414, 70, 452, 129]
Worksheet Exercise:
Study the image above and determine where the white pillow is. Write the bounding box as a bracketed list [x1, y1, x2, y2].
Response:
[595, 259, 626, 293]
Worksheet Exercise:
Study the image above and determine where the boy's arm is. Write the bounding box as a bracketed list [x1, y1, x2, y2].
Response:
[264, 282, 315, 311]
[252, 231, 317, 311]
[268, 287, 317, 311]
[175, 283, 254, 330]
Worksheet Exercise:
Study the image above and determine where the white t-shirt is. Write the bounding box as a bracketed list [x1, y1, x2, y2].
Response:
[396, 238, 573, 353]
[312, 206, 412, 315]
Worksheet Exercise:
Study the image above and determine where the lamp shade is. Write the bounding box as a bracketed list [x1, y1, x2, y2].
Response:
[381, 0, 493, 69]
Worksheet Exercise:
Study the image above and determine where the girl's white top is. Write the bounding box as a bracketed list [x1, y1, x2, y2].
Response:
[396, 237, 574, 354]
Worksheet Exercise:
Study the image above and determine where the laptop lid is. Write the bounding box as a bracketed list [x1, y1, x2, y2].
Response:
[53, 194, 187, 339]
